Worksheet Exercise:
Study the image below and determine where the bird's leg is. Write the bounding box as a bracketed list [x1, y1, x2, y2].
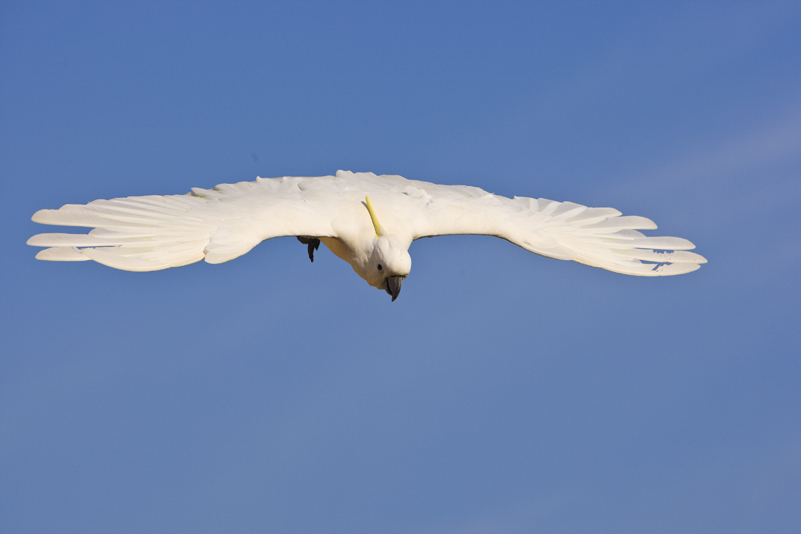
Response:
[296, 236, 320, 262]
[308, 239, 320, 262]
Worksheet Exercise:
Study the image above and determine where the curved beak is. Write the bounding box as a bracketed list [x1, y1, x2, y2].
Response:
[385, 276, 404, 302]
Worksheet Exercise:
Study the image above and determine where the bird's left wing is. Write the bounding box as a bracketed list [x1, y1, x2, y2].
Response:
[397, 178, 706, 276]
[28, 176, 338, 271]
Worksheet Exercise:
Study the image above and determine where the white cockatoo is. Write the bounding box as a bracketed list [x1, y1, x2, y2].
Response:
[28, 170, 706, 301]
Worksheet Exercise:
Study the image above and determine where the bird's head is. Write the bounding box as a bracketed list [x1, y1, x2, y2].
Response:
[365, 196, 411, 301]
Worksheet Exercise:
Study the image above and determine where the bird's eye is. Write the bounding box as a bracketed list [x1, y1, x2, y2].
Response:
[377, 264, 383, 271]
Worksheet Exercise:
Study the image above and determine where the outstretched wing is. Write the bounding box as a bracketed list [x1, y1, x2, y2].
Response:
[399, 179, 706, 276]
[28, 171, 706, 276]
[27, 176, 338, 271]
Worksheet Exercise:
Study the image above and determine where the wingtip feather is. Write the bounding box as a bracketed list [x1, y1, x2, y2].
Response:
[35, 247, 90, 261]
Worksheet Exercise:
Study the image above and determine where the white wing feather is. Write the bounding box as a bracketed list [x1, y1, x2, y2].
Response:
[397, 177, 706, 276]
[28, 171, 706, 276]
[28, 177, 336, 271]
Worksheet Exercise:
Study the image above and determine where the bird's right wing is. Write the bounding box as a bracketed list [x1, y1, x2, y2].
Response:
[28, 177, 338, 271]
[404, 180, 706, 276]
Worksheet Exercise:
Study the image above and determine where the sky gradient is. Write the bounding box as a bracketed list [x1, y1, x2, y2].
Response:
[2, 2, 800, 533]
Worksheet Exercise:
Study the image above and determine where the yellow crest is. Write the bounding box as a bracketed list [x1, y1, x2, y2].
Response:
[364, 196, 384, 237]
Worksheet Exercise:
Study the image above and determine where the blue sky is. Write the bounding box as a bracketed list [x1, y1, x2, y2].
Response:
[1, 2, 799, 532]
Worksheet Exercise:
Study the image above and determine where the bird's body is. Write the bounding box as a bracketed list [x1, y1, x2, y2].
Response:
[28, 170, 706, 300]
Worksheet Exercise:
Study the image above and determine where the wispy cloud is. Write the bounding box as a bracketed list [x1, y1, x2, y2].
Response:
[619, 101, 801, 198]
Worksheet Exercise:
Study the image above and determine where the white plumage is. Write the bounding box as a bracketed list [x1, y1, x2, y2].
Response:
[28, 170, 706, 300]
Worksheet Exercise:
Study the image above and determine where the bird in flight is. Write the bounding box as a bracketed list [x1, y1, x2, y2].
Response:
[28, 170, 706, 301]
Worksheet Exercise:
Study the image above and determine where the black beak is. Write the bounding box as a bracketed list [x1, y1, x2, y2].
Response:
[385, 276, 403, 302]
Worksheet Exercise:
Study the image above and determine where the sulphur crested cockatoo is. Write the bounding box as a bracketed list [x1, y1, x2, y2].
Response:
[28, 170, 705, 301]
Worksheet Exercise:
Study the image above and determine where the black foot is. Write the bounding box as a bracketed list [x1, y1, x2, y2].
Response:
[297, 237, 320, 262]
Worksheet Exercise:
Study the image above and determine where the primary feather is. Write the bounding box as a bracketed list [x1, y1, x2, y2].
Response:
[28, 171, 706, 296]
